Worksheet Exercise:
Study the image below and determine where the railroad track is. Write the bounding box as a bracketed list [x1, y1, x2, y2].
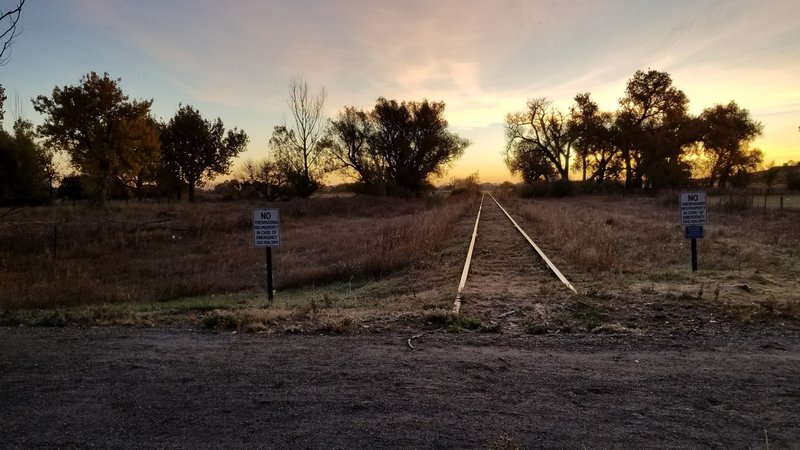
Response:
[453, 192, 577, 314]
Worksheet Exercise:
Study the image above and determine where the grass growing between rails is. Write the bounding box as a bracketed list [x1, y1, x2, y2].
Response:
[0, 194, 476, 312]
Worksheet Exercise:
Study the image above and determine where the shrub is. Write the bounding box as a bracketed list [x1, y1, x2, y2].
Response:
[787, 166, 800, 192]
[721, 191, 754, 211]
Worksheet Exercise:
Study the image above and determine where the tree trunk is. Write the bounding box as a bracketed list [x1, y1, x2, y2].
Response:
[582, 155, 587, 181]
[96, 167, 111, 208]
[98, 183, 108, 208]
[136, 172, 144, 201]
[188, 182, 196, 203]
[624, 151, 633, 191]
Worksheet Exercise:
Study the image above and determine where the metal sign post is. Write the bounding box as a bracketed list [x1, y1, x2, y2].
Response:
[680, 191, 707, 272]
[266, 247, 273, 301]
[253, 208, 280, 302]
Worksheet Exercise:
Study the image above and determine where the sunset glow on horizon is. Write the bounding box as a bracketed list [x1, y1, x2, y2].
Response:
[4, 0, 799, 184]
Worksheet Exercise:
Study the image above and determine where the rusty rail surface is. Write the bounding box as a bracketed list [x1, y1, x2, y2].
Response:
[453, 193, 484, 313]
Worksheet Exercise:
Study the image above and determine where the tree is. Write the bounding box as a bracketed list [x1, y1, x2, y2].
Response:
[763, 161, 779, 197]
[504, 139, 556, 182]
[322, 98, 468, 196]
[324, 106, 385, 192]
[787, 165, 800, 192]
[0, 0, 24, 66]
[568, 93, 620, 183]
[505, 98, 573, 182]
[0, 1, 25, 130]
[269, 78, 330, 197]
[237, 158, 290, 200]
[33, 72, 159, 206]
[0, 85, 5, 128]
[161, 104, 248, 202]
[698, 101, 764, 188]
[616, 70, 696, 189]
[0, 117, 49, 204]
[370, 98, 469, 195]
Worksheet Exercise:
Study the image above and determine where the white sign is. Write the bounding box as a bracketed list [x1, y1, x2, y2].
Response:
[680, 191, 707, 225]
[253, 208, 280, 247]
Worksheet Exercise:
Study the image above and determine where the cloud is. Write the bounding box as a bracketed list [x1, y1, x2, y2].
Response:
[63, 0, 799, 167]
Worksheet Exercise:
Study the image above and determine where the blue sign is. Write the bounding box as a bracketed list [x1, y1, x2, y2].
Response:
[685, 225, 704, 239]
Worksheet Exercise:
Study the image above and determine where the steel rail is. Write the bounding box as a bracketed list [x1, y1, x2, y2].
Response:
[452, 193, 484, 313]
[488, 193, 578, 294]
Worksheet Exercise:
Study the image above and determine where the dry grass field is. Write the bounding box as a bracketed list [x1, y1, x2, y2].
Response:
[1, 191, 798, 333]
[498, 192, 800, 333]
[0, 194, 474, 325]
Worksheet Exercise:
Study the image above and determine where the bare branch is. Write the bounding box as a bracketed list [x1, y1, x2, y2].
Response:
[0, 0, 25, 66]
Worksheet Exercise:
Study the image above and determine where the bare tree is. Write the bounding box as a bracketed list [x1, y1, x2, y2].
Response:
[1, 0, 24, 66]
[505, 98, 573, 181]
[269, 77, 330, 197]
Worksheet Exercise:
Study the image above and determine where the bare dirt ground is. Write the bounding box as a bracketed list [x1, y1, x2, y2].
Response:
[1, 327, 799, 449]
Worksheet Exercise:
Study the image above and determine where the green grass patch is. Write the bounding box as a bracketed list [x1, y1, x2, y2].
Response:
[448, 314, 482, 333]
[567, 300, 605, 331]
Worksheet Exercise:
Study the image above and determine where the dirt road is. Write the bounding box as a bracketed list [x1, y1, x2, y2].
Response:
[2, 327, 799, 448]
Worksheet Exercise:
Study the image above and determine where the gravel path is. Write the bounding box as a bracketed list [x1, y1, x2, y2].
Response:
[2, 327, 799, 448]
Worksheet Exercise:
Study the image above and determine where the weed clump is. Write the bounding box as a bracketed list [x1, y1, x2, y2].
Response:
[448, 314, 482, 333]
[566, 300, 604, 331]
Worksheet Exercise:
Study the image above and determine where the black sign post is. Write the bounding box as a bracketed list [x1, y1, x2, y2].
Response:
[266, 247, 274, 302]
[685, 225, 704, 272]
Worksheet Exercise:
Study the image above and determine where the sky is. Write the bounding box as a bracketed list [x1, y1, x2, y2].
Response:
[3, 0, 799, 183]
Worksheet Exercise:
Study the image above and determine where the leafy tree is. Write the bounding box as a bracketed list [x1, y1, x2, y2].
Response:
[787, 165, 800, 192]
[505, 97, 573, 181]
[33, 72, 160, 206]
[504, 139, 557, 183]
[322, 99, 467, 196]
[324, 106, 385, 192]
[124, 115, 161, 200]
[762, 161, 780, 197]
[161, 104, 248, 202]
[568, 93, 620, 183]
[56, 174, 85, 200]
[616, 70, 696, 189]
[698, 101, 763, 188]
[370, 98, 469, 195]
[0, 117, 49, 204]
[269, 78, 330, 197]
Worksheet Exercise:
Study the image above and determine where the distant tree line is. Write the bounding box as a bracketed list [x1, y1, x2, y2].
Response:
[505, 69, 780, 192]
[1, 72, 468, 205]
[3, 72, 246, 207]
[215, 79, 468, 200]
